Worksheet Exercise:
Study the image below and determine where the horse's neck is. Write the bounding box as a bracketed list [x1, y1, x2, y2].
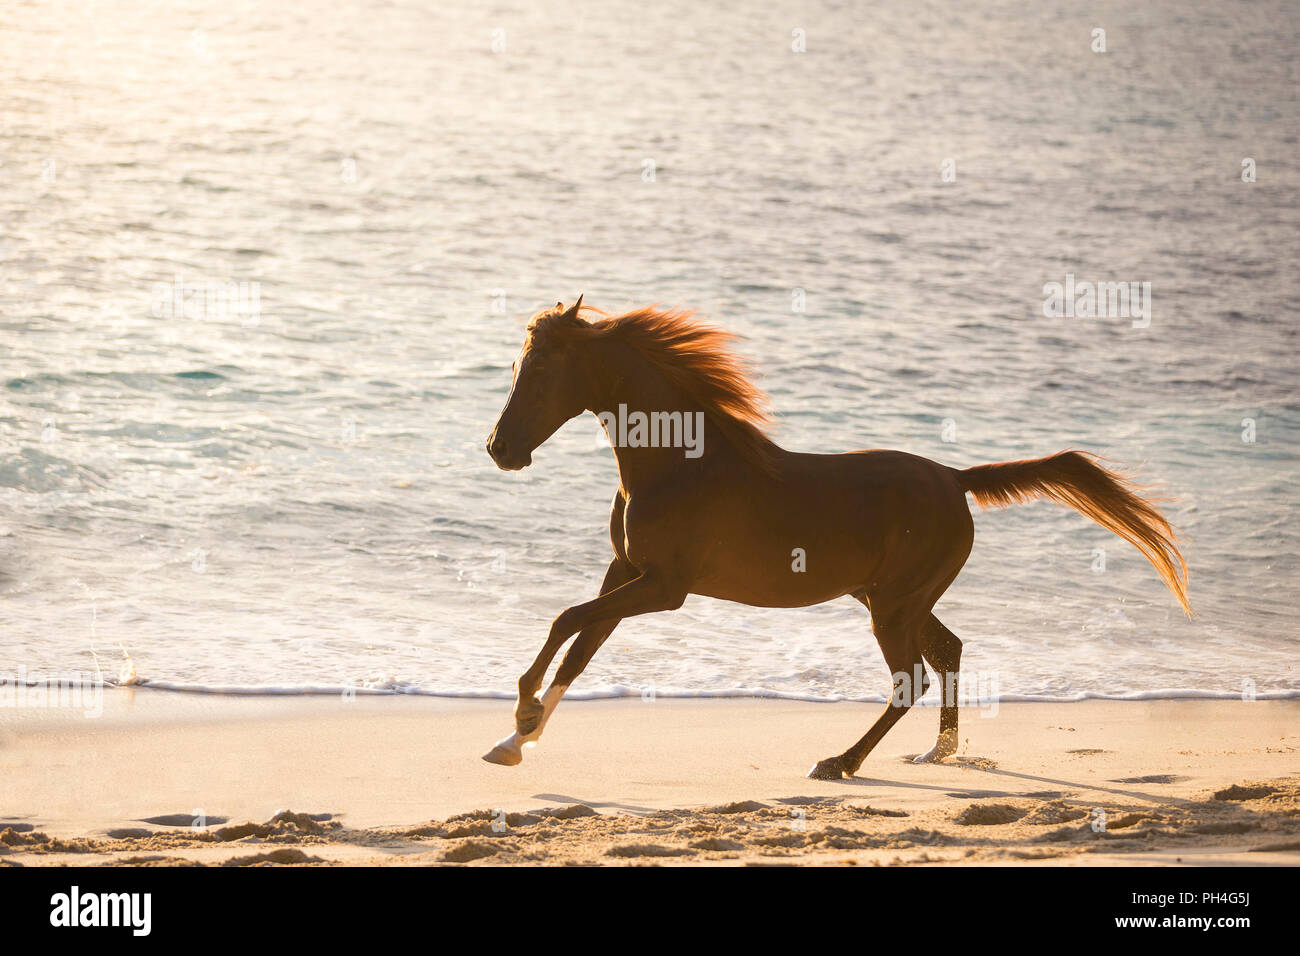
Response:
[585, 341, 718, 491]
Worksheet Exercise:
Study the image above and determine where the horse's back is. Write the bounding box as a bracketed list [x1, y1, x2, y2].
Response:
[779, 447, 964, 499]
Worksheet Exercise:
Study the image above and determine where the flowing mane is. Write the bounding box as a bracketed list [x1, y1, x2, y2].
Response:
[528, 304, 779, 474]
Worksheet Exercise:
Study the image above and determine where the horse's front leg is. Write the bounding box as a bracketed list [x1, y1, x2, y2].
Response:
[483, 566, 684, 766]
[512, 558, 636, 736]
[511, 639, 568, 739]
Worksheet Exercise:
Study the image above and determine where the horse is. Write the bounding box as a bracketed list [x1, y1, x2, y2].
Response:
[482, 297, 1191, 779]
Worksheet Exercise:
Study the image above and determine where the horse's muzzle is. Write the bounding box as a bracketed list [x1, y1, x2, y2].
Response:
[487, 433, 531, 471]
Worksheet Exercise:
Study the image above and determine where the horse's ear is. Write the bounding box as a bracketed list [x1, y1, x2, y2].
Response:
[562, 294, 584, 319]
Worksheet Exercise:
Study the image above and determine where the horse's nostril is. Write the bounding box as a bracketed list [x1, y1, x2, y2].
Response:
[488, 436, 508, 460]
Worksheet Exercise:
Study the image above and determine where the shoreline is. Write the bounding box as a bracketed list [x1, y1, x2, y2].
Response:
[2, 695, 1298, 865]
[6, 677, 1298, 706]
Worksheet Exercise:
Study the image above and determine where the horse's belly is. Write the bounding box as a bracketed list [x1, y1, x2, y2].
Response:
[692, 576, 857, 609]
[689, 534, 870, 607]
[681, 494, 881, 608]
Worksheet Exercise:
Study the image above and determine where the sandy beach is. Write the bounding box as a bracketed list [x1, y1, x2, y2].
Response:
[2, 694, 1297, 866]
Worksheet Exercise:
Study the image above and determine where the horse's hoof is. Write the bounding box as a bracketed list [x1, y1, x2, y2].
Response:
[514, 697, 544, 736]
[482, 741, 523, 766]
[807, 757, 847, 780]
[912, 747, 950, 764]
[913, 733, 958, 764]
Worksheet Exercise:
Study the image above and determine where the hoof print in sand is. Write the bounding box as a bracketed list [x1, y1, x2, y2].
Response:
[1213, 783, 1276, 802]
[707, 801, 768, 814]
[954, 804, 1027, 826]
[605, 844, 695, 858]
[140, 814, 229, 827]
[689, 837, 747, 851]
[443, 841, 501, 863]
[223, 848, 323, 867]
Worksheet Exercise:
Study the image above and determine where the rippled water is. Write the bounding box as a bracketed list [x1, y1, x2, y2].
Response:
[2, 0, 1297, 702]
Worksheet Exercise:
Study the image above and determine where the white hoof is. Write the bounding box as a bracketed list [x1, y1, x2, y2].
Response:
[482, 684, 569, 768]
[913, 733, 958, 764]
[482, 732, 527, 766]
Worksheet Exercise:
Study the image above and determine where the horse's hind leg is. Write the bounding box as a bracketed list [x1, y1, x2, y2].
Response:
[808, 607, 929, 780]
[913, 614, 962, 763]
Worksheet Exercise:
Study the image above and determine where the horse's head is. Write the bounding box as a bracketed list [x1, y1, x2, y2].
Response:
[487, 296, 591, 471]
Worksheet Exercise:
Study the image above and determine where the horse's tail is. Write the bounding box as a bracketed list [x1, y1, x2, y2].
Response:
[957, 450, 1191, 616]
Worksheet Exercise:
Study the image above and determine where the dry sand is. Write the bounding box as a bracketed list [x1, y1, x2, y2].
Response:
[1, 693, 1297, 866]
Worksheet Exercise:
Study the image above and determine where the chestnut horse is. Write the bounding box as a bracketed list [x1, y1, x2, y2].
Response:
[483, 298, 1190, 778]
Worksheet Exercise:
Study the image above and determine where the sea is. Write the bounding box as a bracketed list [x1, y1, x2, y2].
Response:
[2, 0, 1297, 705]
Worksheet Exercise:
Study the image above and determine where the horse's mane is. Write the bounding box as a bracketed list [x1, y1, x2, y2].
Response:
[527, 304, 778, 475]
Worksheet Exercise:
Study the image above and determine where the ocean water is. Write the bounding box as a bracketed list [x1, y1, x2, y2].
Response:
[1, 0, 1297, 704]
